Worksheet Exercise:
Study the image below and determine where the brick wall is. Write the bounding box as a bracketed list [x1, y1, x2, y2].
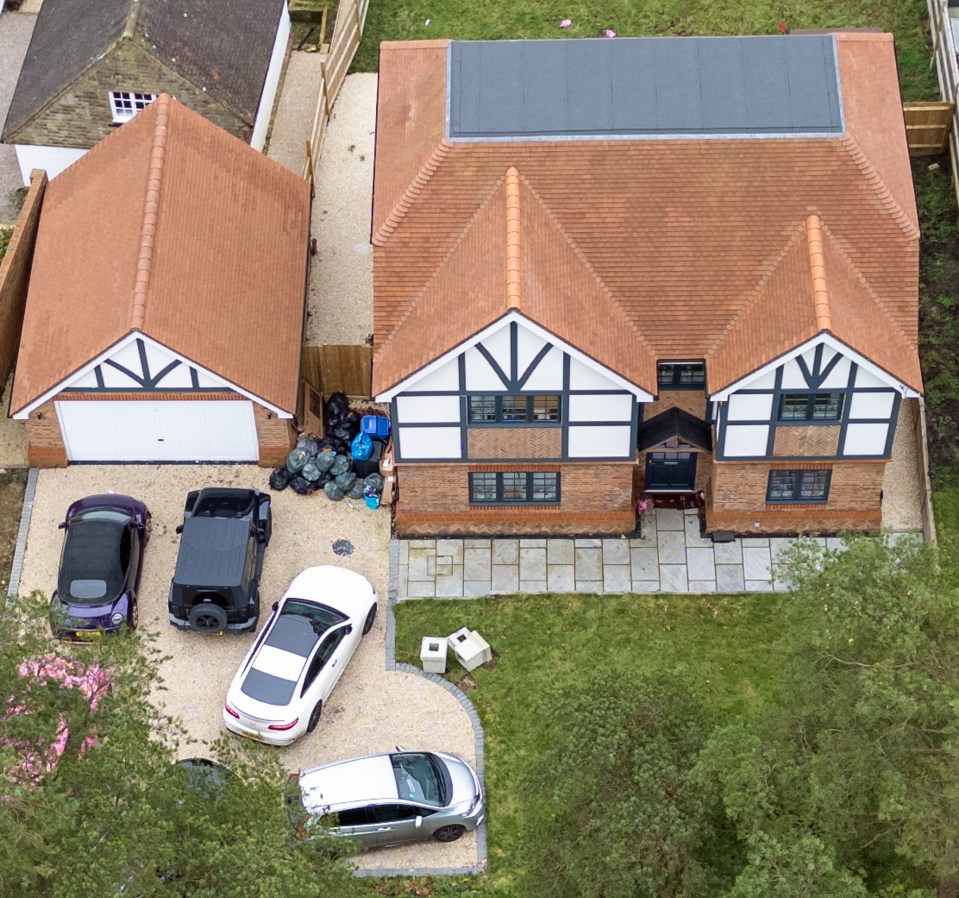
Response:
[10, 42, 249, 148]
[773, 424, 840, 456]
[253, 404, 295, 467]
[394, 462, 636, 536]
[466, 427, 562, 459]
[706, 459, 885, 534]
[647, 390, 707, 419]
[25, 399, 67, 467]
[0, 170, 47, 389]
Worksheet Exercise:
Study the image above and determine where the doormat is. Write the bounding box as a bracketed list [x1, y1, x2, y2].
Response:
[651, 494, 703, 510]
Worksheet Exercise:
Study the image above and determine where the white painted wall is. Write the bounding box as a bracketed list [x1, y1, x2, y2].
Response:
[568, 393, 631, 422]
[722, 424, 769, 457]
[726, 393, 772, 421]
[843, 422, 889, 456]
[779, 358, 809, 389]
[521, 346, 563, 390]
[569, 357, 619, 391]
[397, 426, 462, 459]
[396, 395, 460, 423]
[251, 1, 291, 151]
[15, 144, 87, 184]
[464, 347, 507, 391]
[820, 354, 851, 388]
[411, 360, 459, 392]
[567, 425, 632, 458]
[849, 391, 895, 419]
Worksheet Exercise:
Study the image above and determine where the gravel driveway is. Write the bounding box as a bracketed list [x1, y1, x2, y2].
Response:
[17, 464, 479, 873]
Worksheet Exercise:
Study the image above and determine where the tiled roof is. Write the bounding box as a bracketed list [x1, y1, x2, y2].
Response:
[372, 34, 920, 397]
[11, 95, 311, 415]
[3, 0, 285, 139]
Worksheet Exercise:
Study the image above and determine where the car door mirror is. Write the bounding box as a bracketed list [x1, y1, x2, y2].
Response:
[58, 521, 67, 530]
[415, 816, 423, 829]
[175, 524, 184, 534]
[344, 625, 353, 635]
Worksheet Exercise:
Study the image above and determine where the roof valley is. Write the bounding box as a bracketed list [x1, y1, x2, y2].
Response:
[131, 92, 170, 330]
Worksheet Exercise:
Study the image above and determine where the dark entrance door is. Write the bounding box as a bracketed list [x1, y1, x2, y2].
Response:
[644, 452, 697, 491]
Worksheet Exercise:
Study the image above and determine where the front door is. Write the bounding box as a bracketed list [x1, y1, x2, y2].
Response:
[644, 452, 697, 491]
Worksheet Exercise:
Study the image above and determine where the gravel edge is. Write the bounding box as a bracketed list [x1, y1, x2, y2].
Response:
[7, 466, 37, 599]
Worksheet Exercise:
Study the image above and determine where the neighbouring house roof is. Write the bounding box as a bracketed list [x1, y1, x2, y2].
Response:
[11, 94, 311, 416]
[371, 34, 920, 398]
[2, 0, 286, 140]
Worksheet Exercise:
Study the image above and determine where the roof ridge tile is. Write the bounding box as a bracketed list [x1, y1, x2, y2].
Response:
[805, 214, 832, 331]
[131, 92, 170, 330]
[505, 167, 521, 310]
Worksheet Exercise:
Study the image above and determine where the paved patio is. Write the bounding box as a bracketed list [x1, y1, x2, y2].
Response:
[394, 508, 919, 598]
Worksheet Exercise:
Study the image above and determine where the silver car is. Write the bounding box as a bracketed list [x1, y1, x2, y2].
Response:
[294, 750, 485, 849]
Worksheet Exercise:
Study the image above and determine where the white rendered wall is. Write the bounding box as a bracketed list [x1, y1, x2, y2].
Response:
[843, 423, 889, 456]
[251, 1, 291, 150]
[396, 395, 460, 423]
[567, 425, 632, 458]
[726, 393, 773, 420]
[722, 424, 769, 457]
[15, 144, 87, 184]
[568, 393, 631, 421]
[397, 426, 462, 459]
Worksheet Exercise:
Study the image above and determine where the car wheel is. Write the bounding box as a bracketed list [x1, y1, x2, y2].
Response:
[362, 603, 377, 636]
[130, 601, 139, 630]
[306, 701, 323, 733]
[188, 602, 228, 633]
[433, 825, 465, 843]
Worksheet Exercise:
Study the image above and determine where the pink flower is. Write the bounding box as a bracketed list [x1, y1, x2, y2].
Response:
[559, 18, 572, 28]
[605, 29, 617, 38]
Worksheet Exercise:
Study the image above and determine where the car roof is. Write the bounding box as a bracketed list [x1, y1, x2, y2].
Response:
[58, 519, 126, 601]
[299, 755, 399, 812]
[173, 517, 249, 588]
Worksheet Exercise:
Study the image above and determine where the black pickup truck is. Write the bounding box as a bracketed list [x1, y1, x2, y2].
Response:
[168, 488, 272, 634]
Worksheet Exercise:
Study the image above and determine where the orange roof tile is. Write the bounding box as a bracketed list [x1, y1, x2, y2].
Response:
[372, 34, 920, 397]
[12, 95, 312, 415]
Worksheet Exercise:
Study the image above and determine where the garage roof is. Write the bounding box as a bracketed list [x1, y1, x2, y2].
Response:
[11, 95, 311, 416]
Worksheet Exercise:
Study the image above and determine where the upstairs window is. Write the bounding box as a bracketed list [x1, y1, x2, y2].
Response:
[766, 469, 830, 503]
[658, 362, 705, 390]
[778, 392, 843, 422]
[467, 394, 561, 424]
[109, 91, 156, 124]
[469, 472, 560, 505]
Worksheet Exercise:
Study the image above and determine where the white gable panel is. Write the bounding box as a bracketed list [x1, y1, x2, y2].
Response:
[849, 391, 895, 420]
[515, 326, 548, 376]
[722, 424, 769, 457]
[396, 395, 461, 424]
[853, 367, 888, 389]
[843, 422, 889, 456]
[155, 363, 194, 388]
[71, 369, 99, 388]
[410, 359, 459, 392]
[820, 354, 851, 388]
[727, 393, 772, 421]
[747, 371, 776, 390]
[143, 339, 178, 373]
[780, 358, 809, 389]
[464, 347, 507, 391]
[100, 362, 143, 388]
[521, 346, 563, 390]
[568, 393, 632, 422]
[195, 369, 226, 388]
[110, 340, 145, 377]
[479, 325, 511, 371]
[567, 425, 632, 458]
[397, 426, 462, 459]
[569, 357, 619, 391]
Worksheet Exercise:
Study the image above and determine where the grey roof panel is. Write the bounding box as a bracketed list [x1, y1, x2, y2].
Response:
[448, 35, 843, 140]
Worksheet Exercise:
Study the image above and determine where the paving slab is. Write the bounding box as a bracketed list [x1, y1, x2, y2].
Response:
[436, 539, 464, 563]
[547, 539, 574, 564]
[742, 546, 772, 581]
[686, 547, 716, 580]
[492, 539, 519, 564]
[631, 580, 661, 593]
[519, 547, 547, 580]
[713, 540, 742, 564]
[547, 564, 574, 591]
[660, 564, 688, 592]
[491, 564, 519, 593]
[601, 538, 630, 564]
[463, 579, 492, 597]
[630, 546, 659, 581]
[716, 564, 746, 592]
[574, 546, 602, 580]
[656, 508, 685, 531]
[603, 564, 631, 593]
[463, 547, 492, 581]
[519, 579, 548, 593]
[689, 580, 717, 593]
[657, 530, 686, 564]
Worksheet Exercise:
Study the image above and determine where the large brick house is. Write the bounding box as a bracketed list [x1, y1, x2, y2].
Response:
[2, 0, 290, 183]
[10, 95, 311, 466]
[371, 34, 921, 537]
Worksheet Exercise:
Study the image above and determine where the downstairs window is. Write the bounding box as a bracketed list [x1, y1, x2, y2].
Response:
[766, 470, 831, 503]
[469, 472, 560, 505]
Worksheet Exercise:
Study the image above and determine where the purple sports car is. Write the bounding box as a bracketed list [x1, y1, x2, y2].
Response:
[49, 494, 151, 640]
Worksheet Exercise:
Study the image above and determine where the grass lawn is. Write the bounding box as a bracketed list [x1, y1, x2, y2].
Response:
[353, 0, 936, 99]
[389, 592, 784, 896]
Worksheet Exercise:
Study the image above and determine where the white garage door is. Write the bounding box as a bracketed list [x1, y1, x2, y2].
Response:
[55, 400, 259, 462]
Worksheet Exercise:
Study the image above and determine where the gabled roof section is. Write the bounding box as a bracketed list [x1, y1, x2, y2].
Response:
[11, 95, 311, 416]
[372, 166, 658, 395]
[3, 0, 285, 139]
[373, 34, 920, 398]
[708, 214, 922, 395]
[637, 407, 712, 452]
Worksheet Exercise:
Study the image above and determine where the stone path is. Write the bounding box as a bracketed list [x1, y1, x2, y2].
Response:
[395, 508, 919, 597]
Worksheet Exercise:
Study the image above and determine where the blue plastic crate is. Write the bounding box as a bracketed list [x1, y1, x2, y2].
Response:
[361, 415, 391, 439]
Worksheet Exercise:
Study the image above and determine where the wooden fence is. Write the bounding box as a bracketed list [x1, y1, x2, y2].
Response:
[903, 100, 955, 155]
[303, 0, 371, 184]
[915, 397, 938, 544]
[301, 344, 372, 396]
[927, 0, 959, 201]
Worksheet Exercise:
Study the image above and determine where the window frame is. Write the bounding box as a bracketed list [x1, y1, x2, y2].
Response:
[108, 91, 157, 124]
[468, 471, 561, 505]
[466, 394, 561, 425]
[766, 469, 831, 504]
[777, 391, 844, 423]
[657, 362, 706, 391]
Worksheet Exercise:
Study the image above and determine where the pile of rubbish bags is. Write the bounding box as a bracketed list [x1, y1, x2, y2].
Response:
[268, 393, 385, 505]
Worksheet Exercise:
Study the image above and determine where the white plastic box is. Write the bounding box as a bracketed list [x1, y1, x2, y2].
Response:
[420, 636, 448, 674]
[447, 627, 492, 672]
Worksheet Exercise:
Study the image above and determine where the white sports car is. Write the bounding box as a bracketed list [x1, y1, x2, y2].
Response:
[223, 566, 377, 746]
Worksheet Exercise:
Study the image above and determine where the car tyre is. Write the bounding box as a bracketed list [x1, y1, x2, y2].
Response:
[188, 602, 228, 634]
[130, 600, 139, 630]
[307, 701, 323, 733]
[362, 603, 376, 636]
[433, 825, 465, 843]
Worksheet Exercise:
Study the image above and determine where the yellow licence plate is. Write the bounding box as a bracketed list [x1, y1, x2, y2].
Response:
[76, 631, 102, 639]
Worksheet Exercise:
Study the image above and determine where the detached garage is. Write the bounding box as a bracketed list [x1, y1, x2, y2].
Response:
[10, 94, 312, 466]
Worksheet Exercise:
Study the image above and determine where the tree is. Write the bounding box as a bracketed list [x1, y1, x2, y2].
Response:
[517, 669, 736, 898]
[0, 593, 361, 898]
[700, 535, 959, 897]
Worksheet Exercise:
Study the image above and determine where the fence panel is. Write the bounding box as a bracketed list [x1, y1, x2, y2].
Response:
[903, 101, 955, 155]
[927, 0, 959, 201]
[301, 344, 373, 396]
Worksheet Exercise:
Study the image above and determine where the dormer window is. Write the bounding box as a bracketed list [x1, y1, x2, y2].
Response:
[658, 362, 705, 390]
[109, 91, 157, 124]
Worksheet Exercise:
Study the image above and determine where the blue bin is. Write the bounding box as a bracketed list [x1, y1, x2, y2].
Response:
[361, 415, 391, 439]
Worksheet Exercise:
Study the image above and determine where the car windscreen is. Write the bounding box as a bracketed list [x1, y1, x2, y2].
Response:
[281, 600, 348, 634]
[192, 491, 256, 518]
[58, 519, 127, 604]
[391, 753, 449, 807]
